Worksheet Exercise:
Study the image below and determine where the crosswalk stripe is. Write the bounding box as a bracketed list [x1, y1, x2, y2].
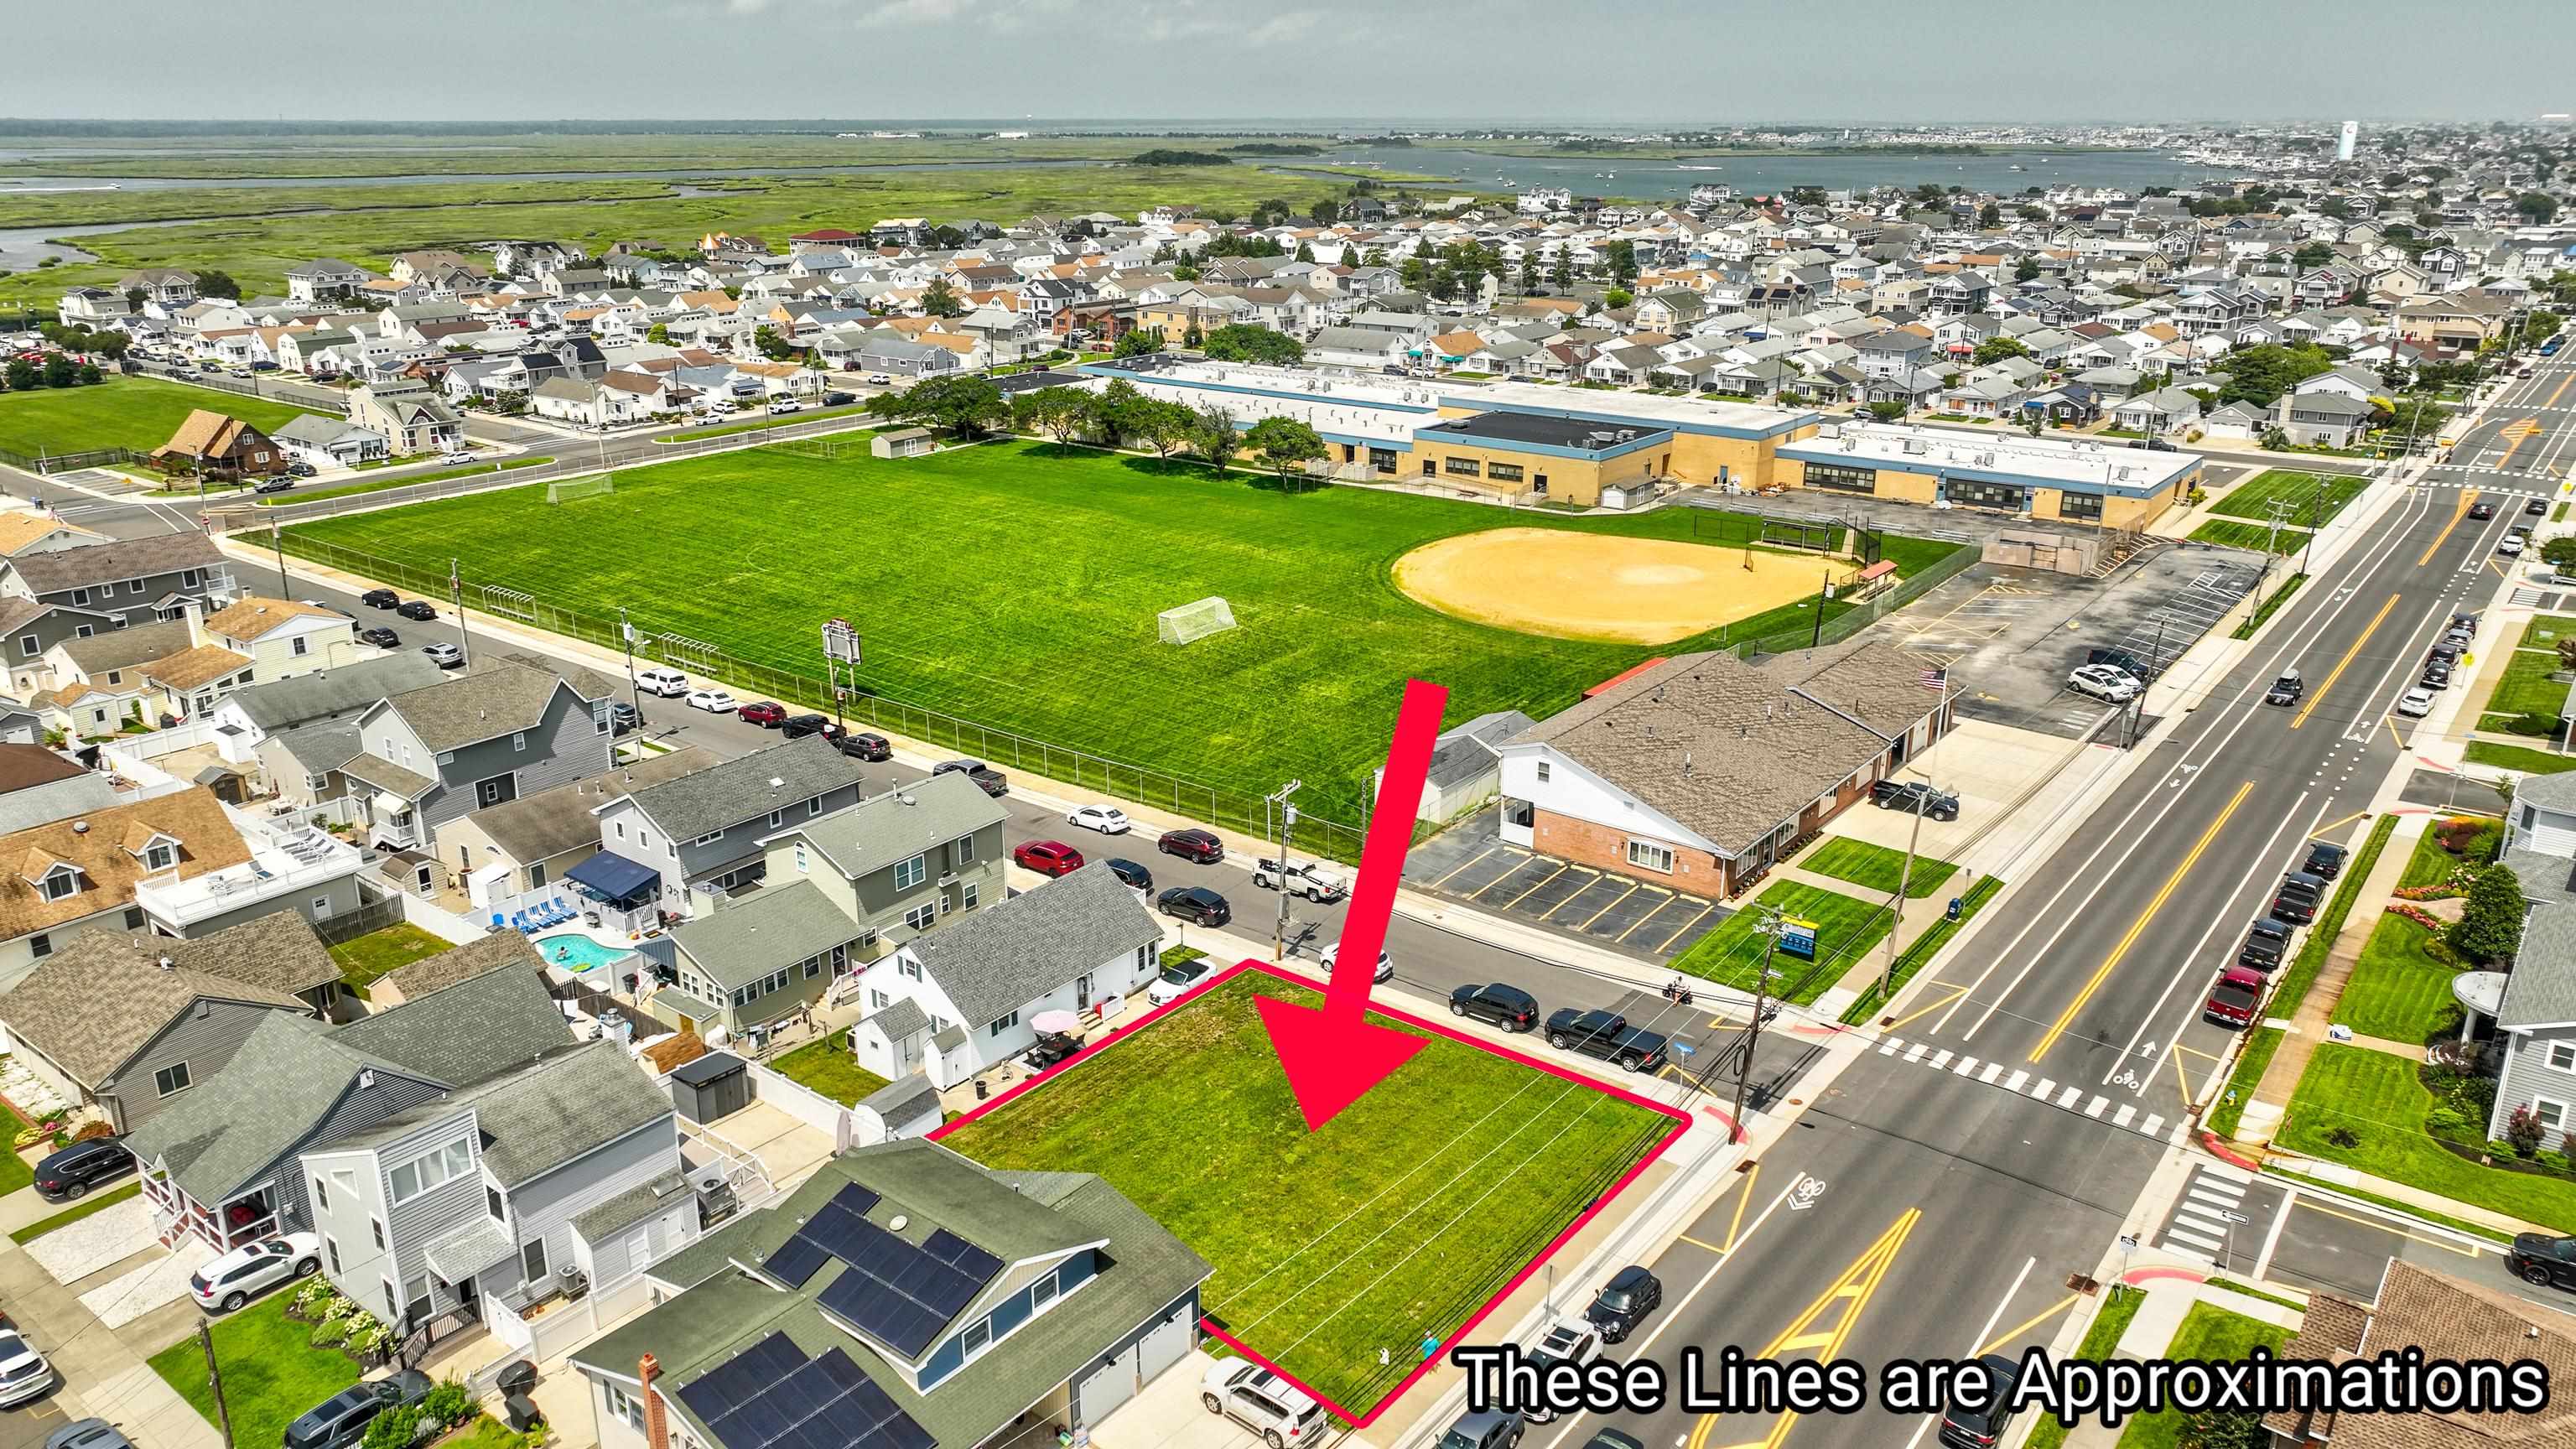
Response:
[2005, 1070, 2028, 1091]
[2084, 1095, 2108, 1119]
[2033, 1078, 2055, 1101]
[1929, 1050, 1952, 1070]
[2057, 1085, 2083, 1109]
[2112, 1104, 2136, 1128]
[1878, 1038, 1899, 1056]
[2198, 1159, 2256, 1185]
[1903, 1042, 1928, 1062]
[1979, 1062, 2002, 1083]
[1953, 1056, 1979, 1076]
[2187, 1186, 2244, 1209]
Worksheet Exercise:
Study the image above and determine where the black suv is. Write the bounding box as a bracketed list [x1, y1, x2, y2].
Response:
[361, 589, 399, 609]
[1544, 1009, 1668, 1072]
[1585, 1265, 1662, 1343]
[283, 1371, 433, 1449]
[2272, 871, 2327, 925]
[1104, 858, 1153, 892]
[1871, 780, 1959, 820]
[34, 1137, 132, 1201]
[1156, 886, 1229, 926]
[2301, 840, 2348, 881]
[2238, 917, 2293, 973]
[393, 600, 438, 622]
[780, 714, 840, 740]
[1938, 1353, 2023, 1448]
[1448, 982, 1539, 1031]
[2509, 1233, 2576, 1291]
[835, 731, 891, 761]
[356, 626, 400, 650]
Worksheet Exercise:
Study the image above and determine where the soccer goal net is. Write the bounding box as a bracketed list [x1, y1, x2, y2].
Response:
[1157, 596, 1238, 646]
[548, 475, 615, 505]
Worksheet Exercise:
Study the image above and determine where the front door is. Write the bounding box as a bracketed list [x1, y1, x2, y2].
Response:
[1076, 974, 1091, 1011]
[454, 1276, 478, 1321]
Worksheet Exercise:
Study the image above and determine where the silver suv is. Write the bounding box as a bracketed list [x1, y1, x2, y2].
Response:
[1201, 1362, 1324, 1449]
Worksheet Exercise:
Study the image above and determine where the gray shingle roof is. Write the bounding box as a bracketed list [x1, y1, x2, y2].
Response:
[866, 997, 928, 1043]
[572, 1167, 689, 1243]
[228, 654, 446, 731]
[770, 771, 1003, 880]
[859, 1072, 937, 1126]
[55, 621, 194, 677]
[464, 747, 716, 865]
[901, 863, 1159, 1027]
[381, 660, 600, 753]
[0, 913, 335, 1087]
[125, 1014, 417, 1200]
[621, 735, 867, 842]
[342, 751, 436, 799]
[6, 534, 225, 595]
[2502, 903, 2576, 1031]
[382, 931, 545, 1001]
[0, 773, 119, 837]
[334, 955, 581, 1088]
[460, 1039, 673, 1187]
[672, 880, 863, 990]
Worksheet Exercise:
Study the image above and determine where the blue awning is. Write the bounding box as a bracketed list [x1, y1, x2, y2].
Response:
[566, 851, 660, 906]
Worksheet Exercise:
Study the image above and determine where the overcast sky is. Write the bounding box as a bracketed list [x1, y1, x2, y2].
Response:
[11, 0, 2570, 125]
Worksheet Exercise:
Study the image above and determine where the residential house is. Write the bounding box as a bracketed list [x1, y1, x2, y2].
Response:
[286, 260, 370, 304]
[0, 786, 273, 989]
[2273, 390, 2376, 449]
[0, 912, 339, 1131]
[584, 736, 870, 917]
[367, 930, 544, 1011]
[2475, 773, 2576, 1145]
[210, 651, 444, 778]
[56, 289, 134, 328]
[0, 513, 104, 559]
[569, 1140, 1209, 1449]
[657, 880, 870, 1042]
[2263, 1262, 2576, 1446]
[151, 410, 286, 478]
[141, 642, 255, 723]
[346, 382, 464, 455]
[756, 771, 1008, 968]
[197, 597, 361, 681]
[2110, 386, 2205, 437]
[272, 415, 391, 469]
[340, 658, 618, 854]
[850, 863, 1159, 1089]
[438, 748, 715, 916]
[0, 534, 234, 695]
[2395, 293, 2513, 352]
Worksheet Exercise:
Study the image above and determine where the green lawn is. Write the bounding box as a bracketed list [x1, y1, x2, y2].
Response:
[0, 1097, 30, 1197]
[935, 971, 1670, 1414]
[2113, 1304, 2291, 1449]
[0, 376, 324, 457]
[2464, 740, 2576, 774]
[2329, 914, 2463, 1046]
[2207, 1028, 2283, 1140]
[2209, 469, 2368, 527]
[2280, 1045, 2576, 1230]
[1670, 879, 1894, 1005]
[148, 1295, 360, 1449]
[2189, 517, 2313, 555]
[769, 1028, 891, 1106]
[1799, 837, 1957, 898]
[657, 408, 875, 443]
[2231, 574, 2306, 640]
[2027, 1285, 2143, 1449]
[327, 922, 453, 989]
[2482, 616, 2576, 728]
[9, 1182, 141, 1244]
[284, 438, 1961, 831]
[1841, 875, 2001, 1026]
[256, 456, 551, 506]
[2399, 821, 2474, 890]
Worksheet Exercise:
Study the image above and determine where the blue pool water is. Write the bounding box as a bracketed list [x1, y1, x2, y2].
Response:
[536, 933, 631, 974]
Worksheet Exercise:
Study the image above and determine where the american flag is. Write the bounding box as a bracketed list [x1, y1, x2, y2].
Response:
[1918, 667, 1949, 692]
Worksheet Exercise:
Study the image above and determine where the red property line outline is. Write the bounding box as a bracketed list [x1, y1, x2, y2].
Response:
[929, 957, 1693, 1428]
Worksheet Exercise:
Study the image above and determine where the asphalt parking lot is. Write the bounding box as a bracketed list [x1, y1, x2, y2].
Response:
[1406, 813, 1725, 961]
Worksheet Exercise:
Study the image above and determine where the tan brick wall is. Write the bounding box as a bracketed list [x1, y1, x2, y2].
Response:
[1532, 810, 1737, 896]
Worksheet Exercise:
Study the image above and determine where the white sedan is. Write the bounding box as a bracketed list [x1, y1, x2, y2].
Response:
[0, 1330, 49, 1407]
[1067, 804, 1132, 834]
[686, 688, 740, 714]
[2066, 663, 2138, 703]
[439, 449, 481, 466]
[2397, 688, 2435, 719]
[1320, 943, 1395, 984]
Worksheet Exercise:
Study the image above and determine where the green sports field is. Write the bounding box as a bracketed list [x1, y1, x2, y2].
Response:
[0, 376, 325, 459]
[283, 440, 1964, 829]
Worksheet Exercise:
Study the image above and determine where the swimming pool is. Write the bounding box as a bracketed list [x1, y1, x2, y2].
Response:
[536, 933, 633, 974]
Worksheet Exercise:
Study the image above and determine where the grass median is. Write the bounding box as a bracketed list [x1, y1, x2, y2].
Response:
[2209, 814, 2392, 1141]
[2026, 1284, 2142, 1449]
[1841, 875, 2002, 1025]
[1672, 878, 1893, 1005]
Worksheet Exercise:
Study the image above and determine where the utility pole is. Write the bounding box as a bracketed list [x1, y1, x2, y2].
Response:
[2252, 496, 2297, 615]
[1266, 780, 1301, 963]
[198, 1319, 235, 1449]
[449, 557, 472, 668]
[1877, 773, 1928, 1005]
[1729, 902, 1784, 1143]
[2125, 615, 2168, 749]
[1810, 562, 1833, 649]
[271, 525, 290, 596]
[618, 605, 641, 710]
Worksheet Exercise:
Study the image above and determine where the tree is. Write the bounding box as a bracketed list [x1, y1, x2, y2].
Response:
[1089, 378, 1150, 446]
[1243, 417, 1325, 487]
[195, 270, 242, 299]
[1200, 325, 1303, 366]
[647, 323, 670, 345]
[752, 325, 794, 361]
[2013, 257, 2041, 283]
[1976, 202, 2001, 228]
[2524, 310, 2563, 349]
[888, 375, 1009, 439]
[1604, 240, 1638, 287]
[122, 286, 147, 312]
[2015, 204, 2049, 221]
[1520, 257, 1540, 295]
[40, 354, 75, 388]
[1310, 199, 1339, 226]
[2, 358, 34, 392]
[1971, 335, 2032, 367]
[1182, 322, 1203, 349]
[1192, 404, 1237, 468]
[1012, 386, 1093, 444]
[2518, 192, 2561, 225]
[1136, 399, 1197, 461]
[1603, 288, 1633, 311]
[1112, 325, 1166, 359]
[75, 362, 100, 386]
[1549, 247, 1572, 293]
[2452, 862, 2527, 965]
[1294, 242, 1315, 263]
[1864, 399, 1909, 423]
[2214, 343, 2334, 408]
[2291, 241, 2334, 270]
[920, 277, 967, 319]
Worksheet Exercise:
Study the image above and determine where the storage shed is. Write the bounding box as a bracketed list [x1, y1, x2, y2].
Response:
[666, 1050, 752, 1123]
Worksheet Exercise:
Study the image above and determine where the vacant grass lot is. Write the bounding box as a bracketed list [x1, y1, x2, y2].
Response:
[2189, 517, 2311, 555]
[326, 922, 452, 989]
[1670, 878, 1893, 1004]
[934, 970, 1670, 1414]
[257, 456, 552, 506]
[2329, 914, 2463, 1046]
[285, 439, 1958, 827]
[2113, 1304, 2290, 1449]
[2481, 616, 2576, 729]
[2463, 740, 2576, 774]
[1799, 837, 1956, 898]
[768, 1028, 891, 1105]
[2280, 1046, 2576, 1230]
[2209, 469, 2368, 527]
[0, 376, 324, 457]
[149, 1295, 358, 1449]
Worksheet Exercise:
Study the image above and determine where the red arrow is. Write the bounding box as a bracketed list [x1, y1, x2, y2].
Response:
[1256, 678, 1447, 1132]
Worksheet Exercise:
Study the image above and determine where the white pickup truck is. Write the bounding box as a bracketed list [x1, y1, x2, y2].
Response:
[1252, 857, 1348, 903]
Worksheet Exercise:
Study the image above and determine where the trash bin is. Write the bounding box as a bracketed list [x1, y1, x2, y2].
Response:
[974, 1078, 989, 1100]
[503, 1394, 540, 1433]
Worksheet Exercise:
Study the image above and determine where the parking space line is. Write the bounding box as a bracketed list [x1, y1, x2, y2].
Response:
[1654, 904, 1716, 953]
[1427, 844, 1502, 890]
[1539, 870, 1605, 919]
[1576, 880, 1640, 929]
[1498, 863, 1571, 909]
[1617, 900, 1675, 943]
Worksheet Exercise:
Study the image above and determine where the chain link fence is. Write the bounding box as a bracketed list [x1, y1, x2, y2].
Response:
[1733, 538, 1982, 659]
[263, 530, 1373, 864]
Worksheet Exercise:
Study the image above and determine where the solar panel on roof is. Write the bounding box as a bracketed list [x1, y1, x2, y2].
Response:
[673, 1335, 934, 1449]
[922, 1228, 1004, 1280]
[760, 1236, 831, 1290]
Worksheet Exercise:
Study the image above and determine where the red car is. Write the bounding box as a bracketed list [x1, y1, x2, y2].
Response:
[738, 702, 787, 727]
[1013, 840, 1086, 877]
[1157, 828, 1223, 864]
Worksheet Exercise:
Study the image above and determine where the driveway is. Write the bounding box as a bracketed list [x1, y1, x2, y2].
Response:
[1406, 815, 1724, 962]
[22, 1199, 152, 1287]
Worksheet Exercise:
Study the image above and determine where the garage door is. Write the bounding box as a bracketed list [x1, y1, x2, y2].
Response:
[1076, 1353, 1137, 1425]
[1137, 1308, 1193, 1383]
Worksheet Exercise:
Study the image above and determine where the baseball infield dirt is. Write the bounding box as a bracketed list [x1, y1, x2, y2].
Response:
[1392, 527, 1850, 646]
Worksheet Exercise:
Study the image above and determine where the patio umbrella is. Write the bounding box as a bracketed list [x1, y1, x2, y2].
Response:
[1031, 1009, 1082, 1036]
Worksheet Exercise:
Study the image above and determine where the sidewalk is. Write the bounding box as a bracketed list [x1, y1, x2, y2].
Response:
[2265, 1157, 2559, 1238]
[0, 1231, 219, 1449]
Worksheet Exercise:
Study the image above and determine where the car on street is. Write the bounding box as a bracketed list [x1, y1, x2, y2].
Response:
[636, 667, 690, 697]
[1156, 886, 1230, 926]
[361, 589, 399, 609]
[2203, 965, 2267, 1028]
[421, 642, 465, 669]
[834, 730, 891, 761]
[932, 759, 1008, 797]
[738, 701, 787, 727]
[1201, 1362, 1325, 1449]
[866, 373, 894, 386]
[1586, 1264, 1663, 1343]
[0, 1330, 51, 1408]
[2302, 841, 2349, 881]
[2500, 534, 2527, 557]
[1870, 780, 1959, 820]
[2471, 500, 2496, 519]
[1105, 857, 1153, 894]
[1013, 839, 1086, 877]
[2421, 661, 2452, 690]
[190, 1232, 321, 1312]
[2065, 663, 2137, 703]
[1449, 981, 1539, 1031]
[1157, 827, 1224, 864]
[2238, 917, 2293, 973]
[393, 600, 438, 621]
[2507, 1233, 2576, 1290]
[1544, 1008, 1669, 1072]
[1937, 1353, 2023, 1449]
[440, 449, 480, 465]
[45, 1420, 133, 1449]
[1148, 955, 1209, 1005]
[823, 390, 856, 406]
[357, 626, 400, 649]
[2272, 870, 2326, 924]
[1067, 804, 1131, 834]
[1580, 1433, 1644, 1449]
[780, 714, 840, 740]
[686, 688, 739, 713]
[2398, 688, 2435, 718]
[1254, 856, 1348, 902]
[767, 398, 802, 415]
[255, 475, 296, 494]
[33, 1136, 132, 1201]
[1435, 1408, 1524, 1449]
[1319, 943, 1394, 983]
[2531, 498, 2551, 517]
[2264, 670, 2303, 706]
[283, 1371, 434, 1449]
[1519, 1318, 1600, 1422]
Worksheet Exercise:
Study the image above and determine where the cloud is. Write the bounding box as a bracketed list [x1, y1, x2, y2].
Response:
[1247, 8, 1321, 43]
[850, 0, 981, 25]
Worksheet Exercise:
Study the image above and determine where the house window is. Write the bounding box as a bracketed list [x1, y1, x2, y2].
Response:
[895, 854, 926, 891]
[371, 1218, 386, 1250]
[511, 731, 526, 751]
[794, 843, 808, 874]
[128, 580, 145, 595]
[870, 989, 890, 1010]
[144, 843, 174, 871]
[522, 1237, 548, 1282]
[292, 636, 310, 658]
[987, 1010, 1019, 1037]
[384, 1280, 398, 1320]
[125, 907, 145, 929]
[905, 903, 935, 932]
[959, 1317, 992, 1358]
[1031, 1267, 1059, 1311]
[325, 1236, 340, 1275]
[1804, 460, 1879, 494]
[313, 1177, 328, 1213]
[808, 797, 823, 817]
[2550, 1042, 2576, 1073]
[639, 833, 652, 852]
[2057, 490, 2104, 522]
[74, 624, 91, 639]
[608, 1387, 645, 1435]
[962, 882, 979, 911]
[39, 872, 75, 901]
[528, 863, 546, 889]
[2535, 1097, 2570, 1132]
[13, 636, 32, 658]
[389, 1138, 473, 1205]
[767, 808, 783, 828]
[154, 1062, 191, 1097]
[901, 958, 922, 981]
[953, 834, 975, 864]
[1535, 761, 1550, 785]
[805, 957, 823, 979]
[1443, 455, 1483, 478]
[1627, 839, 1676, 874]
[1486, 461, 1524, 484]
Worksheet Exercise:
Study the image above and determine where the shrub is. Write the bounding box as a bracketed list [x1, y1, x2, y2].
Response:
[292, 1279, 335, 1313]
[361, 1403, 421, 1449]
[2466, 823, 2506, 865]
[2325, 1125, 2361, 1149]
[321, 1296, 357, 1323]
[2508, 1104, 2546, 1156]
[2502, 712, 2563, 739]
[2452, 864, 2527, 963]
[423, 1381, 473, 1428]
[309, 1319, 349, 1348]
